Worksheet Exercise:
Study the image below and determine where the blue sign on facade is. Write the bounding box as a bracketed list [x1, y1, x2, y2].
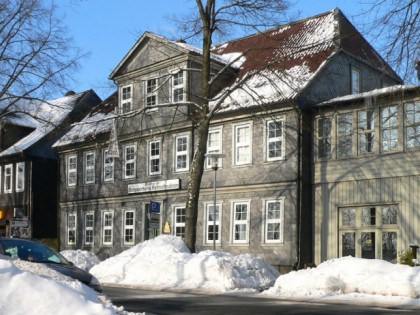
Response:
[150, 201, 160, 213]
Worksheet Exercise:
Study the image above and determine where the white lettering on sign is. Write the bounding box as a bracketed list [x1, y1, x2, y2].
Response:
[128, 179, 180, 194]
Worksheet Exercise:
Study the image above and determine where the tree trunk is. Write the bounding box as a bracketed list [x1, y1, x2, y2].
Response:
[184, 118, 210, 252]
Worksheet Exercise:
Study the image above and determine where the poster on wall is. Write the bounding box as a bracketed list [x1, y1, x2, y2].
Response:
[10, 220, 31, 238]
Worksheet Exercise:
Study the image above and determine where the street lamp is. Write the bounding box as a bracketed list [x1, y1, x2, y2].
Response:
[205, 153, 225, 251]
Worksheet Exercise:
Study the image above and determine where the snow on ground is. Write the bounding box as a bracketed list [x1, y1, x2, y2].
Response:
[265, 256, 420, 306]
[90, 235, 279, 292]
[0, 257, 138, 315]
[3, 235, 420, 314]
[61, 249, 101, 271]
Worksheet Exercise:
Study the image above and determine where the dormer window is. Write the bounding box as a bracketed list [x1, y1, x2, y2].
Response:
[351, 67, 361, 95]
[172, 71, 184, 103]
[120, 84, 133, 113]
[146, 79, 157, 107]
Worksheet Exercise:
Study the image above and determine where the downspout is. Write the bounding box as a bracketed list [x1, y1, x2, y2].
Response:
[29, 160, 33, 238]
[296, 104, 302, 270]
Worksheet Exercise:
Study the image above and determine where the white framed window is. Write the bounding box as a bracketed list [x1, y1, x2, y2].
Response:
[317, 117, 332, 159]
[263, 199, 284, 243]
[84, 152, 95, 184]
[358, 110, 375, 154]
[84, 212, 94, 245]
[339, 205, 398, 262]
[145, 78, 157, 107]
[149, 139, 161, 175]
[337, 113, 353, 158]
[174, 135, 189, 172]
[67, 213, 76, 245]
[404, 101, 420, 149]
[15, 162, 24, 192]
[102, 211, 114, 245]
[123, 144, 136, 179]
[231, 201, 250, 244]
[172, 71, 184, 103]
[205, 203, 221, 244]
[103, 150, 114, 182]
[233, 123, 252, 165]
[351, 67, 361, 94]
[67, 155, 77, 187]
[174, 206, 185, 238]
[123, 210, 135, 245]
[206, 127, 223, 169]
[120, 84, 133, 113]
[5, 164, 13, 193]
[381, 105, 399, 152]
[266, 119, 285, 161]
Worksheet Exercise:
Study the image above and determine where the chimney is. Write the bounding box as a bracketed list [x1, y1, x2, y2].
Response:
[65, 90, 76, 96]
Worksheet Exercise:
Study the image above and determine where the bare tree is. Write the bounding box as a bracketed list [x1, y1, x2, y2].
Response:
[358, 0, 419, 82]
[173, 0, 293, 252]
[0, 0, 84, 122]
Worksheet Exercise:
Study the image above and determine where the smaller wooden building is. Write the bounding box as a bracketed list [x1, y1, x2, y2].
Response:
[0, 90, 101, 245]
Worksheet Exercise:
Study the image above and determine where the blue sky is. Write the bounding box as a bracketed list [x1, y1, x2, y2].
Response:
[61, 1, 368, 100]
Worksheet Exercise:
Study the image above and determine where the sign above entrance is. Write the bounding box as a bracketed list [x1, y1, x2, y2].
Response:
[128, 179, 180, 194]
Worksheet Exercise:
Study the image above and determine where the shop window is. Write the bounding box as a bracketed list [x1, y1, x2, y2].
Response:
[339, 205, 398, 262]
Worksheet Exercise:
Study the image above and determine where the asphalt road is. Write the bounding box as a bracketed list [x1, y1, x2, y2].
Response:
[103, 286, 420, 315]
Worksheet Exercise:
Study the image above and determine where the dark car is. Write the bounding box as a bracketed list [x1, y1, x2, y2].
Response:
[0, 237, 102, 292]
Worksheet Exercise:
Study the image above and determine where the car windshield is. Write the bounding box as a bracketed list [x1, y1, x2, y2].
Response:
[0, 239, 69, 264]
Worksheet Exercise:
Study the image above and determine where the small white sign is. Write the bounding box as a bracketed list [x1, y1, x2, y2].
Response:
[128, 179, 180, 194]
[149, 222, 160, 229]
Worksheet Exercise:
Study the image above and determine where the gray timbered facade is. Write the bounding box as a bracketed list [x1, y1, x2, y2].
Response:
[54, 9, 403, 271]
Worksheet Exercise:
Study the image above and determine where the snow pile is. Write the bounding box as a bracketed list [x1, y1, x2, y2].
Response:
[61, 249, 101, 271]
[266, 256, 420, 299]
[91, 235, 279, 292]
[0, 259, 132, 315]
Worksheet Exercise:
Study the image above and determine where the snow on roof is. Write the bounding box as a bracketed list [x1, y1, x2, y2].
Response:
[318, 85, 418, 106]
[53, 92, 117, 148]
[210, 10, 338, 110]
[0, 92, 88, 157]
